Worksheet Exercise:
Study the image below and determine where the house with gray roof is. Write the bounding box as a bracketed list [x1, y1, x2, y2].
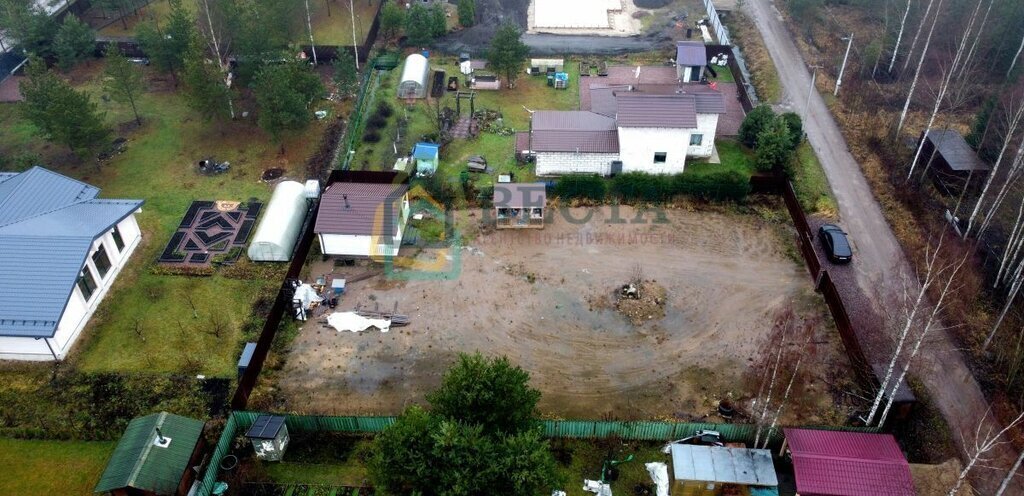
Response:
[0, 167, 143, 361]
[523, 85, 726, 176]
[315, 181, 410, 259]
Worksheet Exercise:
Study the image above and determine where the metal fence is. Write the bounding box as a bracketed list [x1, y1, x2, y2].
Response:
[194, 410, 881, 496]
[703, 0, 731, 46]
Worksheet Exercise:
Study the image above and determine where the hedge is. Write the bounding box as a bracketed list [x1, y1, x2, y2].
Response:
[611, 171, 752, 202]
[553, 175, 607, 201]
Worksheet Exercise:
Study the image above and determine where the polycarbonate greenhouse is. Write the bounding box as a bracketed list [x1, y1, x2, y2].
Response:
[247, 181, 308, 262]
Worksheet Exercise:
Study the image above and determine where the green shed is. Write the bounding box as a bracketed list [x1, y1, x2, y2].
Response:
[94, 412, 206, 496]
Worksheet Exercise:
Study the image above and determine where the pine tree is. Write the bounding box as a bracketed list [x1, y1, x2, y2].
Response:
[487, 23, 528, 89]
[457, 0, 475, 27]
[19, 59, 110, 158]
[53, 15, 95, 70]
[103, 47, 145, 125]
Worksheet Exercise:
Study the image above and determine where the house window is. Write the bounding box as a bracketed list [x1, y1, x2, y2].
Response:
[690, 134, 703, 146]
[92, 245, 112, 279]
[111, 225, 125, 252]
[654, 152, 667, 164]
[77, 266, 98, 301]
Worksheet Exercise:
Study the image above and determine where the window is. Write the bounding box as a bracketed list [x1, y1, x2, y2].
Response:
[654, 152, 667, 164]
[690, 134, 703, 146]
[77, 266, 98, 301]
[111, 225, 125, 252]
[92, 245, 111, 279]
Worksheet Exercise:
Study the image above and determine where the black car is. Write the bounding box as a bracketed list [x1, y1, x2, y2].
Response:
[818, 224, 853, 264]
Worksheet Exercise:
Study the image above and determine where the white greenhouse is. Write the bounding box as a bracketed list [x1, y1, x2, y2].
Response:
[398, 53, 429, 99]
[247, 181, 309, 262]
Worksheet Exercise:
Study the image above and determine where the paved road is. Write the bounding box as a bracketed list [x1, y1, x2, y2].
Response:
[743, 0, 1023, 492]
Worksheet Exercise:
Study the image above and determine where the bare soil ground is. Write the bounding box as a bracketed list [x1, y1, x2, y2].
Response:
[278, 206, 848, 421]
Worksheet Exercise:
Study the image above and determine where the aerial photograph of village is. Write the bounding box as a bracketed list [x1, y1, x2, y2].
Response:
[1, 0, 1024, 494]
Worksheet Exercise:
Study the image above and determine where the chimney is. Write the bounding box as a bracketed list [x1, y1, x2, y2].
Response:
[156, 427, 166, 443]
[344, 194, 350, 208]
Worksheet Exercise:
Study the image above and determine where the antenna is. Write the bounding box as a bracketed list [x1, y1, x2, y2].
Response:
[343, 194, 350, 208]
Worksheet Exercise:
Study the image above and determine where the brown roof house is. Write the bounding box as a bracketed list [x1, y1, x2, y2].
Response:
[520, 85, 726, 176]
[314, 182, 410, 259]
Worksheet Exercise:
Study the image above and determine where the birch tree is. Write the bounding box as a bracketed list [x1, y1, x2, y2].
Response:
[965, 99, 1024, 237]
[995, 448, 1024, 496]
[904, 0, 984, 178]
[887, 0, 913, 74]
[895, 0, 944, 136]
[977, 133, 1024, 237]
[304, 0, 318, 65]
[1008, 32, 1024, 80]
[947, 408, 1024, 496]
[956, 0, 994, 81]
[899, 0, 935, 76]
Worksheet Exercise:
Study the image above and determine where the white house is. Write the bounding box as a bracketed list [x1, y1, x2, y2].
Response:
[523, 86, 725, 176]
[314, 182, 410, 259]
[0, 167, 143, 361]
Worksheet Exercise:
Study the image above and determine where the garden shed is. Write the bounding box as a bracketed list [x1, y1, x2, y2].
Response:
[918, 129, 989, 177]
[494, 183, 546, 229]
[782, 428, 916, 496]
[413, 142, 440, 176]
[398, 53, 430, 99]
[670, 444, 778, 496]
[247, 181, 308, 262]
[246, 414, 290, 462]
[94, 412, 206, 496]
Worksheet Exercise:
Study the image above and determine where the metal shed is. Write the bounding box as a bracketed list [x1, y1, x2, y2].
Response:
[398, 53, 430, 99]
[494, 183, 546, 229]
[670, 444, 778, 496]
[247, 181, 308, 262]
[246, 414, 290, 462]
[94, 412, 206, 496]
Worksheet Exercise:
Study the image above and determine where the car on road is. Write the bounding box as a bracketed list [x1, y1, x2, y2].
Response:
[818, 224, 852, 264]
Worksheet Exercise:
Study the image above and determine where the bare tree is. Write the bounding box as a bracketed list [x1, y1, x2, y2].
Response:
[948, 408, 1024, 496]
[956, 0, 994, 81]
[966, 98, 1024, 237]
[1009, 32, 1024, 80]
[304, 0, 318, 65]
[996, 448, 1024, 496]
[978, 135, 1024, 238]
[899, 0, 936, 76]
[895, 0, 944, 136]
[905, 0, 984, 179]
[752, 311, 791, 449]
[752, 310, 815, 448]
[887, 0, 914, 74]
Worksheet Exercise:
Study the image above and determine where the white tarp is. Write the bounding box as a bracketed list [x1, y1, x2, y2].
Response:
[292, 283, 322, 321]
[327, 312, 391, 333]
[582, 480, 612, 496]
[533, 0, 619, 29]
[645, 463, 669, 496]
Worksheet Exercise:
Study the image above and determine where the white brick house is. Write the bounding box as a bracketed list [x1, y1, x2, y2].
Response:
[519, 86, 726, 176]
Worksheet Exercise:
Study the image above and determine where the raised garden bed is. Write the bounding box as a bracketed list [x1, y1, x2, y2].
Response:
[158, 200, 263, 266]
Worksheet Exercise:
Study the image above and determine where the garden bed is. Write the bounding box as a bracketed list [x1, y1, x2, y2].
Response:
[159, 200, 263, 266]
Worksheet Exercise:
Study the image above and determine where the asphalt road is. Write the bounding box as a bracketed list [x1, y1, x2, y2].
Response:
[743, 0, 1023, 491]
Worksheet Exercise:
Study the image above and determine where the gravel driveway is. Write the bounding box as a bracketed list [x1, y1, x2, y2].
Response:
[743, 0, 1022, 491]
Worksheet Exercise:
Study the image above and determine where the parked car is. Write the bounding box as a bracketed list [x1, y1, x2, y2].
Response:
[819, 224, 853, 264]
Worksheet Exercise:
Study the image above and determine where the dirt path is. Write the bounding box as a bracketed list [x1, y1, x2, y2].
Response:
[278, 207, 846, 422]
[743, 0, 1022, 491]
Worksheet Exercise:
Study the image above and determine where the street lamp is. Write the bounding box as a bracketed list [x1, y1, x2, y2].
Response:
[835, 34, 854, 97]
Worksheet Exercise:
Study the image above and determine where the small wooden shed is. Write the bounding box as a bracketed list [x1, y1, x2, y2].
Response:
[494, 183, 546, 229]
[670, 444, 778, 496]
[246, 414, 290, 462]
[94, 412, 206, 496]
[412, 142, 440, 176]
[918, 129, 989, 177]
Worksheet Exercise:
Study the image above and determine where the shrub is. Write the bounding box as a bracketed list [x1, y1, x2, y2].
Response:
[781, 112, 803, 148]
[738, 105, 776, 148]
[376, 101, 394, 118]
[362, 131, 382, 143]
[755, 118, 796, 173]
[366, 114, 388, 130]
[611, 172, 675, 202]
[674, 170, 751, 201]
[554, 175, 607, 201]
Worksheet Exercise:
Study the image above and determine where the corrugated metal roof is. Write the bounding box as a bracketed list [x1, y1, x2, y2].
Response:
[533, 111, 616, 131]
[616, 94, 698, 128]
[925, 129, 988, 172]
[494, 183, 547, 208]
[677, 41, 707, 67]
[315, 182, 408, 236]
[413, 142, 439, 160]
[531, 130, 620, 153]
[784, 428, 915, 496]
[0, 167, 143, 338]
[590, 84, 727, 116]
[95, 412, 204, 494]
[671, 444, 778, 486]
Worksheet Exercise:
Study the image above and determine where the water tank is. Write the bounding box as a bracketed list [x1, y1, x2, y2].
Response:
[303, 179, 320, 199]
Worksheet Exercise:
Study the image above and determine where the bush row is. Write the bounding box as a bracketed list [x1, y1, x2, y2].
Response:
[554, 171, 751, 203]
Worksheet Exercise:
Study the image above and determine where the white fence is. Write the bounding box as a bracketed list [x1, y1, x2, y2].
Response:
[703, 0, 732, 46]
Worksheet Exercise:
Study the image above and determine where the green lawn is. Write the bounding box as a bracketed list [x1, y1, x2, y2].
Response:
[0, 438, 115, 495]
[265, 461, 370, 486]
[96, 0, 191, 38]
[554, 440, 668, 496]
[793, 141, 837, 214]
[0, 62, 329, 376]
[309, 0, 381, 46]
[686, 139, 757, 178]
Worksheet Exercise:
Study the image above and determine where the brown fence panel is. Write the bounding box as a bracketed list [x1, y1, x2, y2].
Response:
[818, 271, 874, 386]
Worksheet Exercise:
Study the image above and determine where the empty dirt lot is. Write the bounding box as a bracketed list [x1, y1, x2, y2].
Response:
[279, 206, 850, 421]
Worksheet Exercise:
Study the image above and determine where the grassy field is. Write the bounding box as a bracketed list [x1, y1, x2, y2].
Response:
[310, 0, 381, 46]
[0, 62, 330, 376]
[0, 438, 115, 495]
[94, 0, 189, 37]
[687, 139, 758, 178]
[793, 141, 838, 215]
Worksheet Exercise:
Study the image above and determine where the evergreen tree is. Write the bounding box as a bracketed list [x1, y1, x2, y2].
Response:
[135, 0, 194, 85]
[182, 41, 232, 121]
[405, 3, 434, 46]
[53, 16, 95, 71]
[755, 117, 796, 173]
[254, 61, 323, 144]
[103, 47, 145, 125]
[457, 0, 475, 27]
[19, 59, 110, 158]
[487, 23, 528, 88]
[738, 104, 775, 148]
[429, 3, 447, 38]
[379, 1, 404, 41]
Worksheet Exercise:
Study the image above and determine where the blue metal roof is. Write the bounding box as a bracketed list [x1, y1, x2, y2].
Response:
[0, 167, 143, 338]
[412, 142, 439, 160]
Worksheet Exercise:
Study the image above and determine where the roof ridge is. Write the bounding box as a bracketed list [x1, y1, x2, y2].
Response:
[794, 452, 909, 465]
[0, 167, 99, 226]
[126, 412, 166, 488]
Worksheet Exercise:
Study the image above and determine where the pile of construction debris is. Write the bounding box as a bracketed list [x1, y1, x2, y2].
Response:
[616, 280, 667, 325]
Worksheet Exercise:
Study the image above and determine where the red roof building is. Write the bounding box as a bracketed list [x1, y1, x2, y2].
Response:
[783, 428, 916, 496]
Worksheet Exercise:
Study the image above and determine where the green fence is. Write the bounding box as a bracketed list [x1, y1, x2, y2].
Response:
[195, 411, 881, 496]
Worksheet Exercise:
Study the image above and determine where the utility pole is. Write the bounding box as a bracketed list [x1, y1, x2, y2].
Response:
[806, 64, 822, 112]
[835, 34, 853, 96]
[349, 0, 360, 70]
